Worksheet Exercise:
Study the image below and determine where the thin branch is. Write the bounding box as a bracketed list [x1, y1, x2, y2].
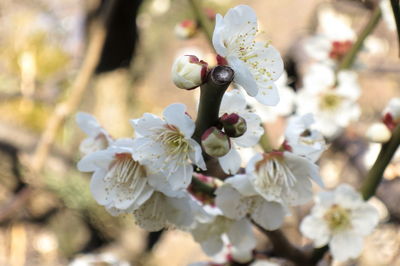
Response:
[337, 6, 382, 70]
[30, 0, 118, 172]
[390, 0, 400, 56]
[187, 0, 214, 44]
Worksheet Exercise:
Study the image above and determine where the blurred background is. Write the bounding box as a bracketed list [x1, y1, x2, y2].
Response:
[0, 0, 399, 265]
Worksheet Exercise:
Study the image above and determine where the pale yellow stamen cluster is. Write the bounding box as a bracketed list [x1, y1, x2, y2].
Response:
[320, 93, 343, 111]
[324, 204, 351, 231]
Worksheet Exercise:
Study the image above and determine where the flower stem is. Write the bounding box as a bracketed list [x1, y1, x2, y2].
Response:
[337, 6, 382, 71]
[187, 0, 214, 44]
[390, 0, 400, 56]
[361, 124, 400, 200]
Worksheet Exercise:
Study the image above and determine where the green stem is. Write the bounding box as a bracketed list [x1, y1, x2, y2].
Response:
[390, 0, 400, 56]
[337, 6, 382, 70]
[188, 0, 214, 44]
[361, 124, 400, 199]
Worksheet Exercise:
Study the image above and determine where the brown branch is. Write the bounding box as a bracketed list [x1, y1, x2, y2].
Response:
[30, 0, 118, 172]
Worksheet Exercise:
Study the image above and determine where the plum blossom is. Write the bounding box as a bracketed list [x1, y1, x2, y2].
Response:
[218, 90, 264, 174]
[77, 139, 154, 215]
[302, 7, 355, 65]
[190, 205, 256, 259]
[131, 103, 206, 191]
[382, 97, 400, 130]
[213, 5, 284, 105]
[300, 184, 379, 262]
[76, 112, 112, 154]
[246, 71, 296, 122]
[284, 113, 326, 162]
[380, 0, 397, 31]
[296, 63, 361, 138]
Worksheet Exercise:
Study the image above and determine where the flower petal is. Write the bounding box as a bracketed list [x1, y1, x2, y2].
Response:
[218, 147, 242, 175]
[130, 113, 164, 137]
[255, 81, 280, 106]
[225, 174, 258, 197]
[215, 185, 249, 219]
[251, 199, 285, 230]
[300, 215, 330, 247]
[163, 103, 195, 138]
[188, 139, 206, 170]
[228, 56, 258, 97]
[350, 204, 379, 236]
[330, 231, 363, 262]
[226, 218, 256, 252]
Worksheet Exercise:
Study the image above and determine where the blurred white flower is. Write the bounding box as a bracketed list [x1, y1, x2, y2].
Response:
[190, 206, 256, 259]
[76, 112, 112, 155]
[213, 5, 284, 105]
[77, 139, 154, 215]
[69, 252, 129, 266]
[284, 113, 326, 162]
[246, 71, 296, 122]
[296, 64, 361, 138]
[303, 7, 355, 65]
[216, 175, 286, 231]
[131, 103, 206, 191]
[300, 184, 379, 262]
[174, 19, 197, 39]
[171, 55, 207, 90]
[380, 0, 397, 31]
[218, 90, 264, 174]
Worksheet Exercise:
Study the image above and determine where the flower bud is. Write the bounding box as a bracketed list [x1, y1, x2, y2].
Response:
[174, 19, 197, 39]
[201, 127, 231, 157]
[220, 113, 247, 138]
[366, 122, 391, 143]
[382, 98, 400, 130]
[171, 55, 208, 90]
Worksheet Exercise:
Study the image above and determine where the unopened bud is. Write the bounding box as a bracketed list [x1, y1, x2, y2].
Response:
[174, 19, 197, 39]
[366, 122, 391, 143]
[201, 127, 231, 157]
[171, 55, 208, 90]
[382, 98, 400, 130]
[220, 113, 247, 138]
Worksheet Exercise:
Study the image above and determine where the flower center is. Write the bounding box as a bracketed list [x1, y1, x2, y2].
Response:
[108, 153, 147, 188]
[157, 125, 190, 157]
[320, 93, 342, 111]
[254, 152, 297, 193]
[324, 204, 351, 231]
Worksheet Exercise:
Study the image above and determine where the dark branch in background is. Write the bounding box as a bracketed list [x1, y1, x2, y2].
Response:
[188, 0, 214, 44]
[390, 0, 400, 56]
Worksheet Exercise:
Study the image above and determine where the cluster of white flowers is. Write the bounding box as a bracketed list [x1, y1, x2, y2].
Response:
[76, 4, 382, 265]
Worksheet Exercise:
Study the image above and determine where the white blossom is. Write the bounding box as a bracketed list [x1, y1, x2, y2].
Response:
[77, 139, 154, 215]
[284, 113, 326, 162]
[213, 5, 284, 105]
[383, 97, 400, 130]
[171, 55, 207, 90]
[131, 103, 206, 191]
[76, 112, 112, 154]
[380, 0, 397, 31]
[365, 122, 391, 143]
[218, 90, 264, 174]
[296, 64, 361, 138]
[300, 184, 379, 262]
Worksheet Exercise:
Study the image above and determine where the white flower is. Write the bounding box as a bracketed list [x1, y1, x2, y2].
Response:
[174, 19, 197, 39]
[190, 206, 256, 258]
[284, 113, 326, 162]
[77, 139, 154, 215]
[246, 151, 324, 207]
[246, 71, 296, 122]
[213, 5, 284, 105]
[380, 0, 397, 31]
[133, 191, 199, 231]
[76, 112, 112, 154]
[303, 7, 355, 64]
[300, 184, 379, 262]
[218, 90, 264, 174]
[171, 55, 207, 90]
[131, 103, 206, 191]
[296, 63, 361, 138]
[216, 175, 286, 231]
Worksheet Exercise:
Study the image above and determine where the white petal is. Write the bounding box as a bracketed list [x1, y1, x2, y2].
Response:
[166, 195, 195, 229]
[212, 14, 228, 56]
[225, 174, 258, 197]
[350, 204, 379, 235]
[300, 215, 330, 247]
[200, 236, 224, 256]
[163, 103, 195, 138]
[218, 148, 242, 175]
[90, 169, 111, 206]
[130, 113, 164, 137]
[189, 139, 206, 170]
[220, 90, 247, 114]
[77, 150, 113, 172]
[251, 199, 285, 230]
[76, 112, 102, 137]
[227, 218, 256, 252]
[234, 113, 264, 147]
[215, 185, 249, 219]
[333, 184, 362, 209]
[228, 56, 258, 97]
[330, 231, 363, 262]
[255, 82, 280, 106]
[147, 173, 183, 197]
[167, 164, 193, 191]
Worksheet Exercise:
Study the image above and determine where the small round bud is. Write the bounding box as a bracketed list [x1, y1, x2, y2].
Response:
[220, 113, 247, 138]
[366, 122, 391, 143]
[171, 55, 208, 90]
[201, 127, 231, 157]
[174, 19, 197, 39]
[382, 98, 400, 130]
